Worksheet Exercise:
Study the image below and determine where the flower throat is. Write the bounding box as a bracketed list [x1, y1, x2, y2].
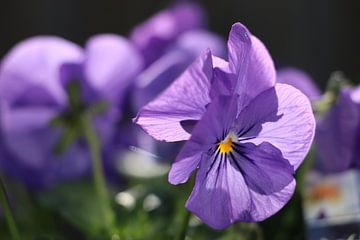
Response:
[218, 132, 238, 154]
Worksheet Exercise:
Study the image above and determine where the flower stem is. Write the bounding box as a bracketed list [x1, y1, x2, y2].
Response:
[81, 114, 114, 234]
[0, 176, 20, 240]
[176, 209, 191, 240]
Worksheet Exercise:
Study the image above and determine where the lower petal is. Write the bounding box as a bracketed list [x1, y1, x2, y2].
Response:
[185, 147, 295, 229]
[186, 154, 251, 229]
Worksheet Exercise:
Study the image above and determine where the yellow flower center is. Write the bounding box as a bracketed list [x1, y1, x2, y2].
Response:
[218, 132, 237, 154]
[219, 139, 233, 154]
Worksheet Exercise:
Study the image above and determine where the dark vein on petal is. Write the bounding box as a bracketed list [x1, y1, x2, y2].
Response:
[214, 153, 224, 185]
[229, 151, 244, 175]
[206, 148, 220, 176]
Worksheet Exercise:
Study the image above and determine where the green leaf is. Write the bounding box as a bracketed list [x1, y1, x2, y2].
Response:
[38, 181, 110, 238]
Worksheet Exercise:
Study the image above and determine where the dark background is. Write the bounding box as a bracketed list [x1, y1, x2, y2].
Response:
[1, 0, 359, 88]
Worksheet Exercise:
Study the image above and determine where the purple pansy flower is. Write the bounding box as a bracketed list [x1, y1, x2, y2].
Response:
[135, 23, 315, 228]
[350, 86, 360, 169]
[316, 87, 360, 172]
[0, 35, 142, 187]
[277, 68, 321, 101]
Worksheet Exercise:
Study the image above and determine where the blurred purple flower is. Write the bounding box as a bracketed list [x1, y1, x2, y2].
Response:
[277, 68, 321, 101]
[135, 23, 315, 229]
[316, 87, 360, 173]
[0, 35, 142, 187]
[128, 3, 226, 162]
[130, 2, 206, 67]
[132, 30, 226, 111]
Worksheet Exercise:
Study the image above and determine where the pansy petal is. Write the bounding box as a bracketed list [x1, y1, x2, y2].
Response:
[0, 104, 90, 187]
[209, 68, 235, 99]
[130, 2, 205, 65]
[243, 35, 276, 98]
[0, 138, 90, 188]
[227, 23, 251, 98]
[237, 84, 315, 169]
[186, 155, 251, 229]
[212, 55, 229, 71]
[186, 144, 295, 229]
[316, 88, 359, 172]
[233, 142, 294, 195]
[0, 146, 58, 187]
[228, 23, 276, 106]
[170, 30, 226, 59]
[135, 50, 213, 142]
[168, 150, 203, 185]
[84, 34, 143, 105]
[248, 180, 296, 221]
[277, 68, 321, 101]
[133, 50, 190, 110]
[235, 142, 295, 222]
[0, 36, 84, 107]
[0, 105, 60, 168]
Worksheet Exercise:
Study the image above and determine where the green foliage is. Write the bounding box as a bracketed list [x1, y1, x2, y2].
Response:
[0, 166, 306, 240]
[38, 181, 108, 238]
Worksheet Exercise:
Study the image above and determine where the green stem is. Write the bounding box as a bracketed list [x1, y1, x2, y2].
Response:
[0, 176, 20, 240]
[234, 222, 263, 240]
[81, 115, 114, 234]
[176, 209, 191, 240]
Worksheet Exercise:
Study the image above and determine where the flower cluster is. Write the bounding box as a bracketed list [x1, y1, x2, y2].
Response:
[3, 2, 358, 239]
[0, 3, 226, 188]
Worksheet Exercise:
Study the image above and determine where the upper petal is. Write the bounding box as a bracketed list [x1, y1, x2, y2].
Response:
[227, 23, 276, 108]
[135, 50, 214, 142]
[0, 36, 84, 107]
[84, 34, 143, 106]
[277, 68, 321, 101]
[237, 83, 315, 169]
